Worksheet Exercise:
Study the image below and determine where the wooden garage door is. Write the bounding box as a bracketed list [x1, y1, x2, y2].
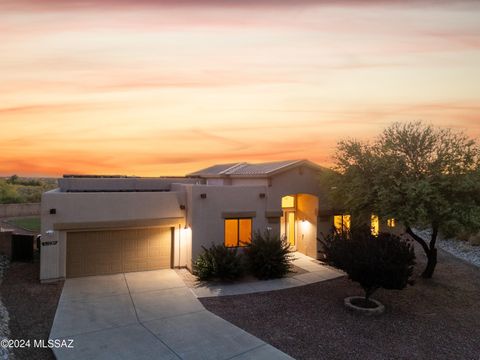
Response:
[66, 227, 173, 278]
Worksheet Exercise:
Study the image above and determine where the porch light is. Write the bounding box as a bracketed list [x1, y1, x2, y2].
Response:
[301, 219, 308, 232]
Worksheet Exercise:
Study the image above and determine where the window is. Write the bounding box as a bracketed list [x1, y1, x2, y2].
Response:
[281, 195, 295, 209]
[371, 215, 379, 236]
[334, 214, 351, 234]
[224, 218, 252, 247]
[387, 218, 396, 228]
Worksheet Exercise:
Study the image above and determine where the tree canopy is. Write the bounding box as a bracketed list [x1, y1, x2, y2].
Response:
[328, 121, 480, 278]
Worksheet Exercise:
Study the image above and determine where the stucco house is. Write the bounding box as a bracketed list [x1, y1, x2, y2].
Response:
[39, 159, 392, 282]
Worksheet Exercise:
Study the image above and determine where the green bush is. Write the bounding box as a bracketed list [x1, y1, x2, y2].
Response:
[193, 243, 243, 281]
[322, 225, 415, 302]
[245, 230, 293, 280]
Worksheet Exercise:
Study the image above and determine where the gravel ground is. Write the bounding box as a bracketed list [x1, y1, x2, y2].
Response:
[0, 255, 12, 360]
[201, 246, 480, 360]
[437, 238, 480, 268]
[413, 228, 480, 267]
[0, 256, 63, 360]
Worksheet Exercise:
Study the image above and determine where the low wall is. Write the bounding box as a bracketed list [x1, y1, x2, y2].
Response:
[0, 203, 41, 218]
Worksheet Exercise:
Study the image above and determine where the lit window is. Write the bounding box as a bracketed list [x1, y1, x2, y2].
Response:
[224, 219, 252, 247]
[281, 195, 295, 209]
[387, 218, 396, 228]
[334, 215, 351, 234]
[371, 215, 379, 236]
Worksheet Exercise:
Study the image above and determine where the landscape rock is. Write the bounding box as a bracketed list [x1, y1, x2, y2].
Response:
[0, 255, 13, 360]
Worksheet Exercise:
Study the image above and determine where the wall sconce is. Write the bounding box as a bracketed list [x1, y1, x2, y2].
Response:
[200, 193, 207, 199]
[259, 193, 266, 199]
[301, 219, 308, 232]
[179, 205, 186, 210]
[49, 208, 56, 214]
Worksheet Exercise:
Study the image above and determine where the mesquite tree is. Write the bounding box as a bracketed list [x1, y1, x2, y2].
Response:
[328, 121, 480, 278]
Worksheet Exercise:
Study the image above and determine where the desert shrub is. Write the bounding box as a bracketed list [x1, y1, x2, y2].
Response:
[322, 226, 415, 301]
[245, 230, 293, 280]
[193, 243, 243, 281]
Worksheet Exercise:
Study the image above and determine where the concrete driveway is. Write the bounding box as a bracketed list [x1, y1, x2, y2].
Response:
[50, 270, 292, 360]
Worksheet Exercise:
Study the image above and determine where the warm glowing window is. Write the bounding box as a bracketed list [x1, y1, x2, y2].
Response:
[371, 215, 379, 236]
[387, 218, 396, 228]
[224, 219, 252, 247]
[282, 195, 295, 209]
[334, 215, 351, 234]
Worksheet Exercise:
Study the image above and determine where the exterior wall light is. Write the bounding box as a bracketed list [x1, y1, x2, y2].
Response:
[179, 205, 186, 210]
[200, 193, 207, 199]
[259, 193, 266, 198]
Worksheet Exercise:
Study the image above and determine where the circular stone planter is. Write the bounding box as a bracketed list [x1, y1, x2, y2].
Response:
[344, 296, 385, 315]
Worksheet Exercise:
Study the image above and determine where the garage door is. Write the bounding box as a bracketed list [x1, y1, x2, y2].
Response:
[66, 227, 173, 278]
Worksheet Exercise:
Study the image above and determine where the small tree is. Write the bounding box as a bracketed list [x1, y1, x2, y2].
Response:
[329, 121, 480, 278]
[7, 174, 18, 184]
[245, 230, 293, 279]
[323, 226, 415, 303]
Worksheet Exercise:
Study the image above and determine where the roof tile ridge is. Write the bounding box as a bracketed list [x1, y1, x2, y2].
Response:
[266, 159, 303, 173]
[219, 162, 247, 175]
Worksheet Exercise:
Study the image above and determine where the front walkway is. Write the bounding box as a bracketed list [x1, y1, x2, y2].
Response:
[182, 252, 344, 297]
[50, 270, 293, 360]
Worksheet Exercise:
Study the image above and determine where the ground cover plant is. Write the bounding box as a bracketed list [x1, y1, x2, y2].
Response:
[245, 231, 293, 280]
[193, 243, 244, 281]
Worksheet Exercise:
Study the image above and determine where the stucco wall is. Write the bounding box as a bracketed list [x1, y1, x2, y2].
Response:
[231, 178, 268, 186]
[266, 167, 324, 211]
[188, 185, 269, 263]
[0, 203, 40, 218]
[296, 194, 319, 258]
[40, 190, 187, 281]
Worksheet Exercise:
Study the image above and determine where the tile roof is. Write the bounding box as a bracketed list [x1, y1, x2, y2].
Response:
[187, 163, 242, 176]
[188, 159, 321, 177]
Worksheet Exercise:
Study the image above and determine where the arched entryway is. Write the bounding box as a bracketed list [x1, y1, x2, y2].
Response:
[280, 193, 318, 258]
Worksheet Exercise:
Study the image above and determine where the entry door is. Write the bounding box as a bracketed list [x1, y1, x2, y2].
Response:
[286, 211, 296, 246]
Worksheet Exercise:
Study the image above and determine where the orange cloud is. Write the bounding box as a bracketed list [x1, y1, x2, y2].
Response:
[1, 1, 479, 177]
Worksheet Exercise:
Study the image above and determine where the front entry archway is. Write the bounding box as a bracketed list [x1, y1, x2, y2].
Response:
[280, 194, 318, 258]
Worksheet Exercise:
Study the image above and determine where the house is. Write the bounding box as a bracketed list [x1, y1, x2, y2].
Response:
[39, 159, 394, 281]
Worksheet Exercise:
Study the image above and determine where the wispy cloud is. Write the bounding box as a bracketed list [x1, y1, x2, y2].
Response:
[1, 0, 479, 176]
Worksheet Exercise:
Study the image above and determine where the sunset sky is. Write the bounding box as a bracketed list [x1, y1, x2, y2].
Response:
[1, 0, 480, 177]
